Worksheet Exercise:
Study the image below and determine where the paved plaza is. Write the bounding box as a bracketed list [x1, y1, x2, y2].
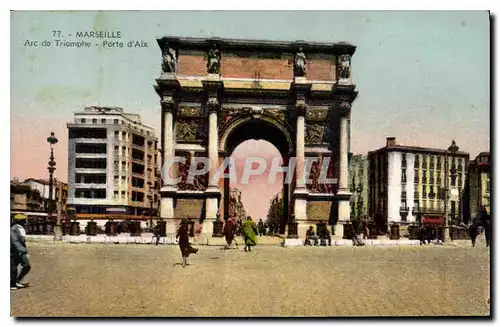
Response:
[11, 241, 490, 317]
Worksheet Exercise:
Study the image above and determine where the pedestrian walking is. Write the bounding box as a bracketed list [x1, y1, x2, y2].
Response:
[242, 216, 258, 252]
[223, 216, 238, 249]
[11, 214, 31, 290]
[469, 221, 478, 247]
[176, 219, 198, 267]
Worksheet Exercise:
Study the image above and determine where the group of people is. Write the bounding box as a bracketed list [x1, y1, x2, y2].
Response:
[175, 215, 259, 267]
[222, 216, 258, 252]
[305, 226, 332, 246]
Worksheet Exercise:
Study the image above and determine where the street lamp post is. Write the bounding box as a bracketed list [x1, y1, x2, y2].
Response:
[443, 140, 459, 242]
[47, 132, 60, 240]
[147, 186, 153, 232]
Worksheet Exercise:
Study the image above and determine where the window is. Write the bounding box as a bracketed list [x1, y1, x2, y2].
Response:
[422, 156, 427, 169]
[422, 186, 427, 198]
[437, 156, 441, 169]
[401, 199, 407, 209]
[115, 131, 119, 137]
[414, 169, 419, 184]
[114, 175, 119, 180]
[121, 176, 126, 181]
[114, 146, 119, 151]
[114, 191, 119, 199]
[92, 118, 98, 124]
[422, 170, 427, 183]
[414, 154, 420, 167]
[121, 191, 126, 199]
[401, 168, 407, 183]
[429, 156, 434, 168]
[414, 189, 419, 199]
[402, 153, 407, 167]
[101, 119, 106, 124]
[114, 119, 119, 124]
[430, 173, 434, 185]
[413, 200, 419, 212]
[81, 118, 86, 123]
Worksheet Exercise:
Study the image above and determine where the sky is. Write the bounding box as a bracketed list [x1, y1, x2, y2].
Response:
[10, 11, 490, 218]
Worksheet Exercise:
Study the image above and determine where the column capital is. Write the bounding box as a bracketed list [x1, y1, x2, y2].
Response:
[161, 98, 176, 113]
[207, 98, 221, 114]
[295, 102, 307, 116]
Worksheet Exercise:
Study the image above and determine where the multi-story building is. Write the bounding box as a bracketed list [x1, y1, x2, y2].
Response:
[67, 106, 159, 227]
[11, 180, 44, 216]
[464, 152, 490, 221]
[349, 154, 368, 219]
[10, 178, 68, 220]
[22, 178, 68, 216]
[368, 137, 469, 227]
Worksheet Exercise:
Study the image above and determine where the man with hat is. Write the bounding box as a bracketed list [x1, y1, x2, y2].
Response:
[11, 214, 31, 290]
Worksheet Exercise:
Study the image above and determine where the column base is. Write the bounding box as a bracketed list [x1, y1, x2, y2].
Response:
[166, 218, 178, 235]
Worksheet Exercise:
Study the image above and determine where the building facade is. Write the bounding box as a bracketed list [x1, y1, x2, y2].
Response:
[10, 178, 68, 220]
[368, 137, 469, 227]
[349, 154, 369, 220]
[465, 152, 490, 220]
[66, 106, 159, 226]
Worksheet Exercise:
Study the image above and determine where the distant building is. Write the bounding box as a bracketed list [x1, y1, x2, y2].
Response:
[348, 154, 368, 219]
[10, 178, 68, 219]
[368, 137, 469, 227]
[464, 152, 490, 221]
[22, 178, 68, 216]
[66, 106, 159, 226]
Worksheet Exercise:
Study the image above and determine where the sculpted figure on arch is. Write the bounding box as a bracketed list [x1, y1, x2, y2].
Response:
[162, 44, 176, 73]
[207, 44, 221, 74]
[294, 47, 307, 77]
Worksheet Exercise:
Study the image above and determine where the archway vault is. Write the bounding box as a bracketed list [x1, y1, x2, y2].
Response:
[219, 112, 294, 158]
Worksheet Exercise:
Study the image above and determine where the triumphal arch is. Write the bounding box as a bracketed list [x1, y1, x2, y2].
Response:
[155, 36, 357, 239]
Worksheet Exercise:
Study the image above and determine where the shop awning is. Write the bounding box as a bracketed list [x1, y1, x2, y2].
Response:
[423, 217, 443, 225]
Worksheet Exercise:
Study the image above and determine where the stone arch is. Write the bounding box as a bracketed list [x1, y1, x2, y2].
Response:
[219, 109, 294, 158]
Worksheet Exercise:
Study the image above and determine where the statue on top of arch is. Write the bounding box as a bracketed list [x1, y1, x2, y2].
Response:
[207, 44, 221, 74]
[161, 44, 176, 73]
[294, 47, 307, 77]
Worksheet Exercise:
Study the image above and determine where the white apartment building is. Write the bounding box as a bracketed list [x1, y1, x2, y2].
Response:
[368, 137, 469, 227]
[67, 106, 159, 226]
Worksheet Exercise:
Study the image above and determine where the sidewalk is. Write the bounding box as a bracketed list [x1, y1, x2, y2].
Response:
[23, 234, 439, 247]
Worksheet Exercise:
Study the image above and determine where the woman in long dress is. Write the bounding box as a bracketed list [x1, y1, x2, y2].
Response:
[242, 216, 258, 252]
[176, 219, 198, 267]
[223, 216, 237, 249]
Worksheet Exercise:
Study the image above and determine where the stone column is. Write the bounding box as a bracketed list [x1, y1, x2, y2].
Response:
[207, 102, 219, 192]
[338, 113, 349, 193]
[336, 102, 352, 236]
[202, 80, 223, 242]
[160, 98, 176, 235]
[295, 107, 306, 192]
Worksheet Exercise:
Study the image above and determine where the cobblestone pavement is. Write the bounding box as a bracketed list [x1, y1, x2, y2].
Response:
[11, 242, 490, 317]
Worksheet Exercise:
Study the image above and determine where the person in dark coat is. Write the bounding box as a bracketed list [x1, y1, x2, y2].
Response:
[418, 225, 427, 245]
[319, 226, 332, 246]
[223, 216, 238, 249]
[11, 215, 31, 290]
[305, 226, 318, 246]
[469, 221, 478, 247]
[176, 219, 198, 267]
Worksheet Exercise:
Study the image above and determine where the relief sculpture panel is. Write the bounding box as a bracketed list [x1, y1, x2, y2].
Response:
[177, 151, 208, 191]
[306, 154, 337, 194]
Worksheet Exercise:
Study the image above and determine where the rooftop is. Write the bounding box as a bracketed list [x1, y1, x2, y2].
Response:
[157, 36, 356, 55]
[368, 137, 470, 157]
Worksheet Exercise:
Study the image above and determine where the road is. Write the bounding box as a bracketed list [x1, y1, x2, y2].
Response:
[11, 242, 490, 317]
